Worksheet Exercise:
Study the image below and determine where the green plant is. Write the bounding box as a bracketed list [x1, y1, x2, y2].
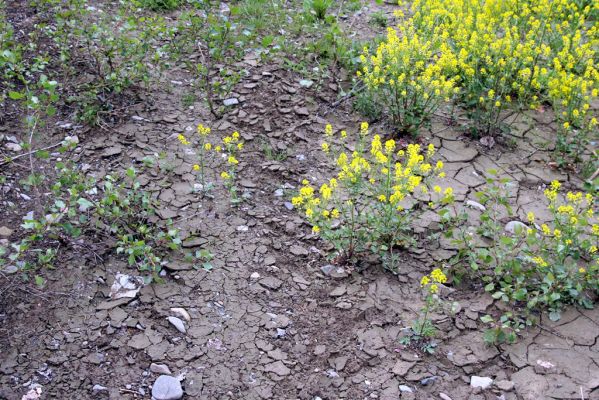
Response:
[358, 25, 459, 137]
[178, 123, 214, 192]
[292, 122, 454, 271]
[369, 11, 387, 28]
[1, 163, 183, 281]
[171, 3, 244, 117]
[480, 313, 524, 345]
[178, 127, 244, 204]
[260, 137, 289, 161]
[304, 0, 333, 21]
[220, 131, 244, 204]
[454, 171, 599, 325]
[136, 0, 182, 11]
[47, 0, 170, 124]
[400, 268, 448, 353]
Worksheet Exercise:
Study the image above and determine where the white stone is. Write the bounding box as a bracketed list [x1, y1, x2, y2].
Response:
[465, 200, 486, 211]
[504, 220, 527, 234]
[470, 376, 493, 389]
[167, 316, 186, 334]
[152, 375, 183, 400]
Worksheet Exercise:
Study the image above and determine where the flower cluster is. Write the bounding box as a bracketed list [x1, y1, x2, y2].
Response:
[459, 174, 598, 322]
[360, 0, 599, 158]
[293, 122, 454, 271]
[358, 25, 459, 136]
[178, 124, 244, 203]
[420, 267, 448, 295]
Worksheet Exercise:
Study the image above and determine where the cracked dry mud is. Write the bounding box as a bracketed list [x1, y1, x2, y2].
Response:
[1, 12, 599, 400]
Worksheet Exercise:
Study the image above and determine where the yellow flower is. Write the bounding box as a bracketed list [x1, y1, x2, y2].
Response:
[193, 164, 200, 171]
[321, 142, 330, 153]
[360, 121, 369, 136]
[237, 143, 244, 150]
[527, 211, 535, 223]
[341, 130, 347, 139]
[312, 225, 320, 234]
[331, 208, 340, 218]
[197, 124, 211, 136]
[220, 171, 231, 179]
[531, 256, 548, 268]
[204, 143, 212, 151]
[177, 134, 189, 145]
[325, 124, 333, 136]
[378, 194, 387, 202]
[420, 275, 430, 286]
[541, 224, 551, 235]
[215, 145, 222, 152]
[430, 284, 439, 294]
[431, 268, 447, 283]
[553, 228, 561, 238]
[228, 156, 239, 165]
[579, 267, 586, 274]
[232, 131, 240, 140]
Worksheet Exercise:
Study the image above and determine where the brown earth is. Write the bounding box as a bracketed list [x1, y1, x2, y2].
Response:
[1, 1, 598, 400]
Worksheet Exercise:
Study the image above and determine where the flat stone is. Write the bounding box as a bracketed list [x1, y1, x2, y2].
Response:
[294, 106, 309, 116]
[329, 285, 347, 297]
[259, 277, 283, 290]
[0, 226, 13, 237]
[96, 297, 132, 311]
[321, 264, 348, 278]
[92, 384, 108, 394]
[167, 316, 186, 334]
[152, 375, 183, 400]
[399, 385, 413, 393]
[250, 272, 261, 280]
[169, 308, 191, 322]
[264, 360, 291, 376]
[223, 98, 239, 106]
[505, 220, 528, 234]
[470, 376, 493, 389]
[150, 363, 172, 375]
[392, 360, 416, 377]
[439, 140, 478, 162]
[465, 200, 485, 211]
[290, 245, 309, 256]
[128, 334, 151, 350]
[495, 380, 514, 391]
[5, 142, 22, 152]
[108, 307, 128, 325]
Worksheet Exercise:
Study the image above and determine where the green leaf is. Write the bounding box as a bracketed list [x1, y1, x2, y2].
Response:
[34, 275, 45, 287]
[480, 314, 494, 324]
[77, 198, 94, 211]
[8, 91, 25, 100]
[548, 310, 561, 321]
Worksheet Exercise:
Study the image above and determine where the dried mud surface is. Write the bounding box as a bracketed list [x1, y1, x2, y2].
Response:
[1, 2, 599, 400]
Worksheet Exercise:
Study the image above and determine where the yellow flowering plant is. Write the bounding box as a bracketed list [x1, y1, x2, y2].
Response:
[358, 24, 459, 137]
[392, 0, 599, 164]
[220, 131, 244, 204]
[455, 172, 599, 327]
[178, 124, 216, 193]
[399, 268, 448, 353]
[293, 122, 454, 272]
[178, 125, 244, 204]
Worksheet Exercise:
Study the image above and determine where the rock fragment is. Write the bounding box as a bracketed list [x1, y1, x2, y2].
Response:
[151, 375, 183, 400]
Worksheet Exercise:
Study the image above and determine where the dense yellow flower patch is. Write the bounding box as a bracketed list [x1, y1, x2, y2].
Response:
[359, 0, 598, 161]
